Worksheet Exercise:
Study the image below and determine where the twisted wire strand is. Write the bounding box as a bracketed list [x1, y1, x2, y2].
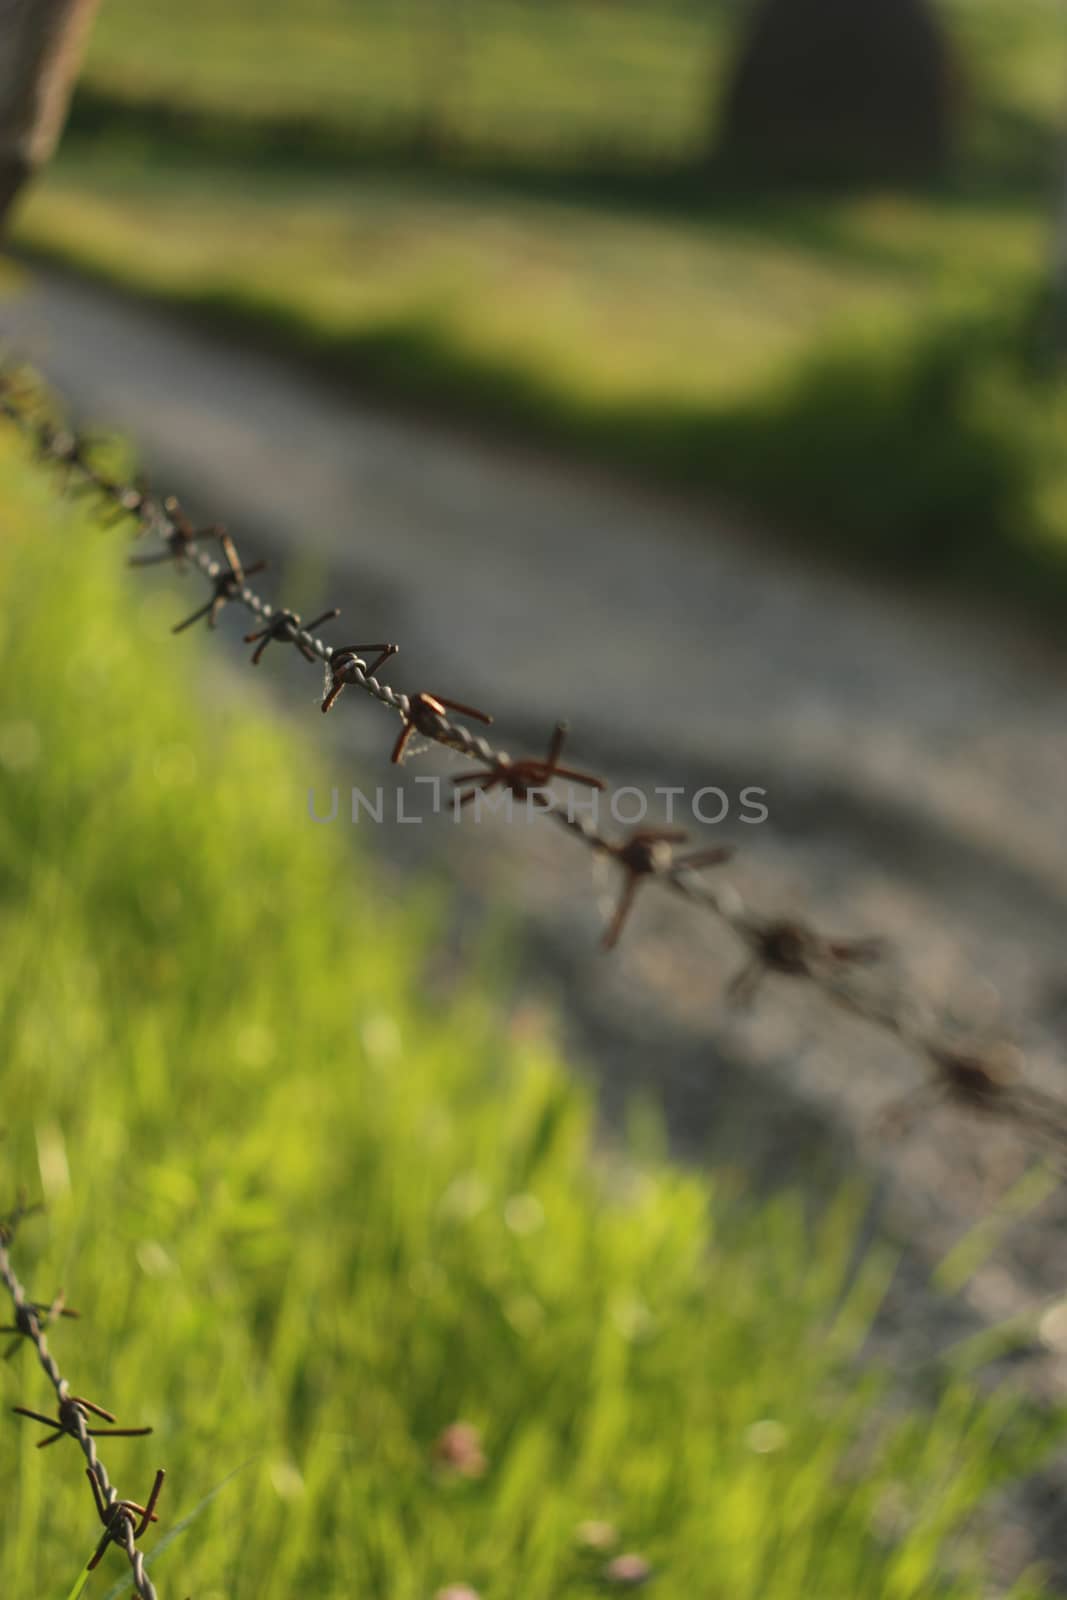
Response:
[2, 370, 1065, 1154]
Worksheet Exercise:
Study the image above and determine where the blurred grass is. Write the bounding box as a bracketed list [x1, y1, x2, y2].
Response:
[71, 0, 1066, 184]
[73, 1, 732, 173]
[15, 157, 1067, 611]
[6, 0, 1067, 609]
[0, 432, 1062, 1594]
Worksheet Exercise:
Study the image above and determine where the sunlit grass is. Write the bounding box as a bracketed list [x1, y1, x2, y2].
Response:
[11, 154, 1043, 410]
[77, 0, 1063, 178]
[15, 155, 1067, 609]
[14, 159, 939, 404]
[80, 0, 733, 165]
[0, 436, 1060, 1596]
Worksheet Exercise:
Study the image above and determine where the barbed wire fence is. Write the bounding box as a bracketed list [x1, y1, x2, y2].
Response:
[3, 364, 1064, 1149]
[2, 359, 1067, 1592]
[0, 1196, 166, 1598]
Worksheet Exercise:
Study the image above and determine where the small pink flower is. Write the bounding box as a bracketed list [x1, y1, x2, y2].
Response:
[431, 1421, 488, 1479]
[604, 1553, 654, 1587]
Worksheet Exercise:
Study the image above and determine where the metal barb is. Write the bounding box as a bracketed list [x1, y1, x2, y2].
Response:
[172, 530, 267, 632]
[246, 607, 340, 665]
[392, 691, 492, 765]
[729, 917, 883, 1007]
[453, 720, 604, 808]
[131, 496, 220, 567]
[321, 643, 399, 712]
[1, 1290, 79, 1359]
[13, 1393, 152, 1449]
[85, 1465, 165, 1571]
[599, 828, 732, 951]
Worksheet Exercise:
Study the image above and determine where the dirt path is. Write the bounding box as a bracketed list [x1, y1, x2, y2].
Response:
[5, 260, 1067, 1578]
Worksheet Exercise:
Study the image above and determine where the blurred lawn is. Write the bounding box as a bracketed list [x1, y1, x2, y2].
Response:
[0, 431, 1061, 1595]
[17, 154, 1041, 410]
[77, 0, 733, 168]
[73, 0, 1065, 181]
[9, 2, 1067, 601]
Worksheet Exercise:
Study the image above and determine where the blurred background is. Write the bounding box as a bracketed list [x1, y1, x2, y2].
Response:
[7, 0, 1067, 605]
[5, 2, 1067, 1594]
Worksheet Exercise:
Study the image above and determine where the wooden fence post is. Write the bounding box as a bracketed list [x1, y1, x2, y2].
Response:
[0, 0, 100, 229]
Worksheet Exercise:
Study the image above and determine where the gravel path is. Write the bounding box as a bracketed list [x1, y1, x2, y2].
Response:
[5, 260, 1067, 1581]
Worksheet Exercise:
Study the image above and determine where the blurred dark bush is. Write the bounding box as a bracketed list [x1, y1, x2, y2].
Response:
[719, 0, 958, 183]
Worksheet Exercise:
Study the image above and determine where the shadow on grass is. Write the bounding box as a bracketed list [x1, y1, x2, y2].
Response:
[15, 182, 1066, 627]
[88, 261, 1067, 622]
[65, 81, 1059, 227]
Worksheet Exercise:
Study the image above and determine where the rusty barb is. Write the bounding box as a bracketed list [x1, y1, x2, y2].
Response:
[0, 1202, 165, 1598]
[1, 1288, 78, 1359]
[13, 1393, 152, 1448]
[246, 606, 340, 665]
[453, 720, 603, 808]
[3, 366, 1067, 1159]
[130, 496, 219, 568]
[729, 917, 884, 1007]
[86, 1464, 165, 1572]
[392, 691, 493, 765]
[597, 828, 734, 951]
[172, 529, 268, 633]
[321, 642, 399, 712]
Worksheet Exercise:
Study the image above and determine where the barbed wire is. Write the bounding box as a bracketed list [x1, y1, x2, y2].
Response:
[0, 1196, 166, 1597]
[2, 366, 1067, 1161]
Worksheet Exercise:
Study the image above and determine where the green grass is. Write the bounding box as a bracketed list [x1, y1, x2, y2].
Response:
[72, 0, 1065, 184]
[75, 0, 731, 173]
[0, 429, 1061, 1594]
[22, 155, 1041, 411]
[14, 151, 1067, 611]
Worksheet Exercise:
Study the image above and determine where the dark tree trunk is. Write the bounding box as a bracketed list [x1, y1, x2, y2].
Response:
[0, 0, 100, 232]
[718, 0, 957, 185]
